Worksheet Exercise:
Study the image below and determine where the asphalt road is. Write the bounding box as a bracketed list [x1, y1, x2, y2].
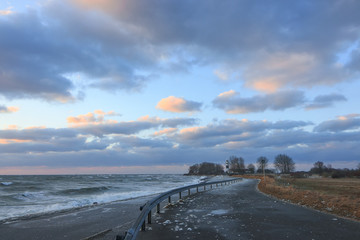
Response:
[1, 179, 359, 240]
[0, 195, 154, 240]
[136, 179, 360, 240]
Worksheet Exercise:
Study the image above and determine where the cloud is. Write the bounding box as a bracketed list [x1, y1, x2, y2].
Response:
[153, 128, 178, 137]
[0, 114, 360, 172]
[0, 105, 19, 113]
[0, 1, 156, 101]
[243, 52, 347, 92]
[173, 119, 312, 147]
[73, 0, 360, 90]
[213, 90, 305, 114]
[1, 0, 359, 101]
[314, 114, 360, 132]
[214, 69, 229, 81]
[305, 93, 347, 110]
[156, 96, 202, 113]
[67, 114, 196, 137]
[67, 110, 119, 125]
[0, 7, 13, 16]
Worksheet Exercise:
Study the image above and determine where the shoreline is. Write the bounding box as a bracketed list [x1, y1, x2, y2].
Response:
[0, 192, 162, 225]
[0, 194, 156, 240]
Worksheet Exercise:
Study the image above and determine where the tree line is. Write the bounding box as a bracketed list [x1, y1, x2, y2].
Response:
[187, 155, 360, 178]
[187, 154, 295, 175]
[228, 154, 295, 174]
[309, 161, 360, 178]
[187, 162, 224, 175]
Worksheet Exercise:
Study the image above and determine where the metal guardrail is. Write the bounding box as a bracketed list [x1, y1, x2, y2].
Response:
[118, 177, 241, 240]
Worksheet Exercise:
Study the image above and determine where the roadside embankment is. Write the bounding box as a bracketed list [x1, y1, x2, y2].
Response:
[239, 175, 360, 221]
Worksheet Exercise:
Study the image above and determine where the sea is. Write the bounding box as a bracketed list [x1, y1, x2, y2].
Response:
[0, 174, 205, 223]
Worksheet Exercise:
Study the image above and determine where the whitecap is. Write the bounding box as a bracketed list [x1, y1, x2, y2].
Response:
[1, 182, 13, 186]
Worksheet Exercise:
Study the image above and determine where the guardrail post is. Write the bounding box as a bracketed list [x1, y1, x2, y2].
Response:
[141, 221, 145, 231]
[156, 203, 160, 213]
[124, 178, 241, 239]
[148, 211, 152, 224]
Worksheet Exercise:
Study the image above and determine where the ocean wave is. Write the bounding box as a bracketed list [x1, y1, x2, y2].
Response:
[14, 191, 47, 202]
[55, 186, 111, 196]
[1, 182, 13, 186]
[0, 174, 203, 222]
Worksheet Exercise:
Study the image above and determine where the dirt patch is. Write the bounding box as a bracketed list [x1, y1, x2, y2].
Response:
[237, 175, 360, 221]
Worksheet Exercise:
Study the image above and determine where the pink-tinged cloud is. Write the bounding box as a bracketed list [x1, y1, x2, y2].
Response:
[156, 96, 202, 113]
[153, 128, 178, 137]
[0, 105, 19, 113]
[0, 139, 32, 144]
[67, 110, 119, 126]
[243, 52, 346, 92]
[0, 7, 13, 16]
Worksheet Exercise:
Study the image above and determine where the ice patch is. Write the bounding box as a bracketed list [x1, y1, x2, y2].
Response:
[163, 220, 172, 225]
[211, 209, 228, 215]
[174, 225, 183, 231]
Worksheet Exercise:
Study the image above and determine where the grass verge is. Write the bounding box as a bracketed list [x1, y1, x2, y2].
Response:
[238, 175, 360, 221]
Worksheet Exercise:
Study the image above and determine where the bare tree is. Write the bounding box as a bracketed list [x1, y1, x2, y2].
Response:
[311, 161, 325, 174]
[256, 156, 268, 172]
[188, 164, 199, 175]
[247, 164, 255, 174]
[239, 157, 245, 170]
[188, 162, 224, 175]
[274, 154, 295, 173]
[228, 156, 246, 173]
[229, 156, 240, 173]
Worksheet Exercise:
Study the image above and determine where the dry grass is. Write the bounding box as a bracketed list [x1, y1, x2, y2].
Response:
[238, 175, 360, 221]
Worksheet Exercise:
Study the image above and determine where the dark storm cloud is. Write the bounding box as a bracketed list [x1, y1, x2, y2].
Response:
[0, 2, 155, 101]
[212, 90, 305, 114]
[76, 0, 360, 89]
[1, 0, 360, 100]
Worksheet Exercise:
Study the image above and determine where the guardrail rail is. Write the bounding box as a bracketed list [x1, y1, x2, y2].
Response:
[117, 177, 241, 240]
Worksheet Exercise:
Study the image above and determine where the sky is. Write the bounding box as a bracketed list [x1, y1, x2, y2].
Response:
[0, 0, 360, 174]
